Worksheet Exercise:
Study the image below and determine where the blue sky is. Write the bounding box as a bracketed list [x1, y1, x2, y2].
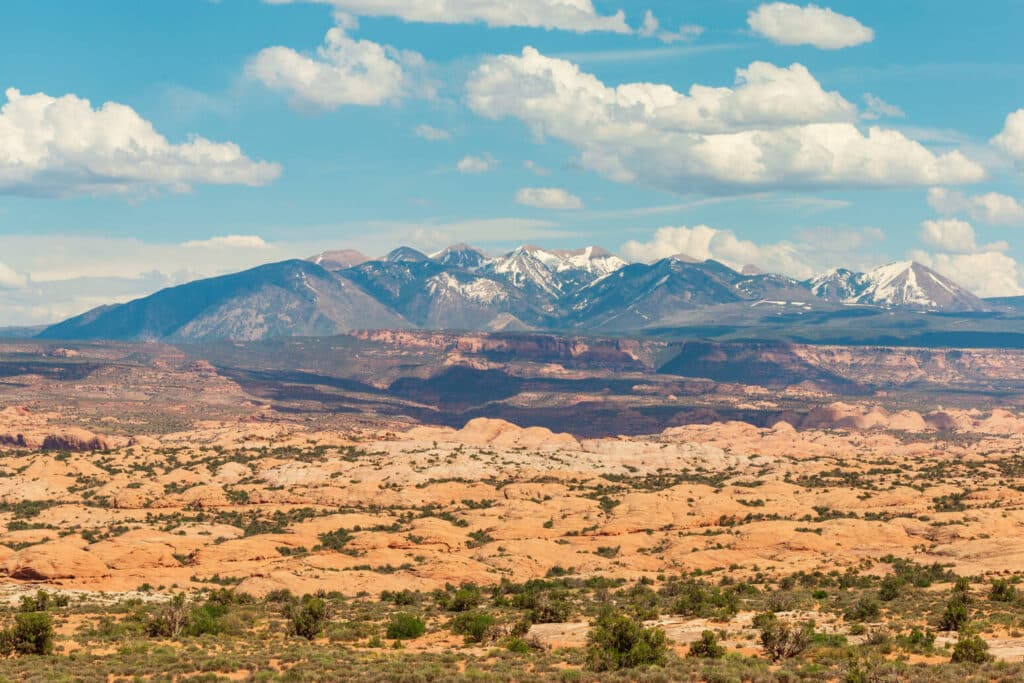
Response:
[1, 0, 1023, 324]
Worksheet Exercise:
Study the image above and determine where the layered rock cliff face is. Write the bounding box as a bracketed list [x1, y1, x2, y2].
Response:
[349, 331, 1024, 393]
[353, 330, 656, 368]
[659, 341, 1024, 390]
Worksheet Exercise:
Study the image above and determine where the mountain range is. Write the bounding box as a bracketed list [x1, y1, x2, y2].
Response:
[37, 243, 1007, 342]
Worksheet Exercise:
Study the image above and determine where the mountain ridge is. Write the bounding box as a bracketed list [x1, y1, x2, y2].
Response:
[38, 244, 1004, 342]
[810, 261, 985, 311]
[39, 260, 408, 342]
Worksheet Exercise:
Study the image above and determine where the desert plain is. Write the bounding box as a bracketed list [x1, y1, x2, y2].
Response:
[0, 336, 1023, 681]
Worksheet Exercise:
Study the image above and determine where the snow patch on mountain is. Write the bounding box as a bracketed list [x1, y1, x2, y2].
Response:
[481, 246, 565, 297]
[431, 244, 486, 270]
[553, 246, 627, 277]
[425, 272, 509, 305]
[809, 261, 987, 311]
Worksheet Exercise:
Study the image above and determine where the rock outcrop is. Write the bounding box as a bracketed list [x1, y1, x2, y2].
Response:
[1, 542, 110, 580]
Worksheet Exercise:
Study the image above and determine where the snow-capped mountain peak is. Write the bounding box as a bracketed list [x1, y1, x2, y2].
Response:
[479, 245, 628, 298]
[385, 246, 431, 263]
[552, 246, 628, 277]
[482, 246, 564, 297]
[808, 267, 868, 301]
[809, 261, 987, 311]
[51, 243, 999, 342]
[431, 243, 487, 270]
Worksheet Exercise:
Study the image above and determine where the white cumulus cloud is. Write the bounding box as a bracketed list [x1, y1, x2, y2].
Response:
[457, 155, 496, 174]
[263, 0, 632, 33]
[992, 109, 1024, 165]
[0, 88, 279, 198]
[927, 187, 1024, 227]
[621, 225, 817, 279]
[913, 250, 1024, 298]
[515, 187, 584, 210]
[466, 48, 985, 194]
[415, 124, 451, 141]
[919, 219, 990, 254]
[247, 27, 427, 109]
[621, 224, 888, 280]
[472, 50, 858, 136]
[748, 3, 874, 50]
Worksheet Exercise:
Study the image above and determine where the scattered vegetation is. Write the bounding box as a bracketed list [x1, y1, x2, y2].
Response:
[687, 630, 725, 659]
[754, 611, 812, 661]
[286, 594, 329, 640]
[585, 608, 668, 672]
[952, 634, 992, 663]
[385, 613, 426, 640]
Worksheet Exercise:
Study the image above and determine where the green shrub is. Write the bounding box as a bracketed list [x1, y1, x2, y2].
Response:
[622, 583, 660, 621]
[513, 589, 572, 624]
[938, 598, 969, 632]
[466, 530, 494, 548]
[687, 630, 725, 659]
[449, 611, 496, 644]
[878, 576, 903, 602]
[442, 584, 482, 612]
[585, 608, 668, 672]
[381, 590, 419, 606]
[144, 594, 190, 638]
[326, 619, 376, 642]
[317, 528, 354, 552]
[264, 589, 294, 603]
[883, 557, 955, 588]
[897, 628, 936, 653]
[287, 595, 329, 640]
[951, 634, 991, 663]
[844, 596, 881, 622]
[754, 611, 811, 662]
[663, 579, 738, 620]
[0, 612, 54, 656]
[505, 637, 531, 653]
[990, 579, 1017, 603]
[386, 613, 426, 640]
[813, 632, 849, 647]
[184, 601, 230, 637]
[952, 577, 972, 604]
[18, 590, 68, 613]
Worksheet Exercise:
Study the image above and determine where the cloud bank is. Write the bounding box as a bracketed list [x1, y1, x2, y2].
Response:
[247, 27, 428, 109]
[620, 224, 885, 280]
[748, 3, 874, 50]
[263, 0, 632, 34]
[457, 155, 496, 174]
[0, 88, 279, 198]
[515, 187, 584, 210]
[927, 188, 1024, 227]
[466, 48, 985, 194]
[992, 109, 1024, 166]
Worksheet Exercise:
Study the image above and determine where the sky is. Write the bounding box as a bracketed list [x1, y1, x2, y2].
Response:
[1, 0, 1023, 325]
